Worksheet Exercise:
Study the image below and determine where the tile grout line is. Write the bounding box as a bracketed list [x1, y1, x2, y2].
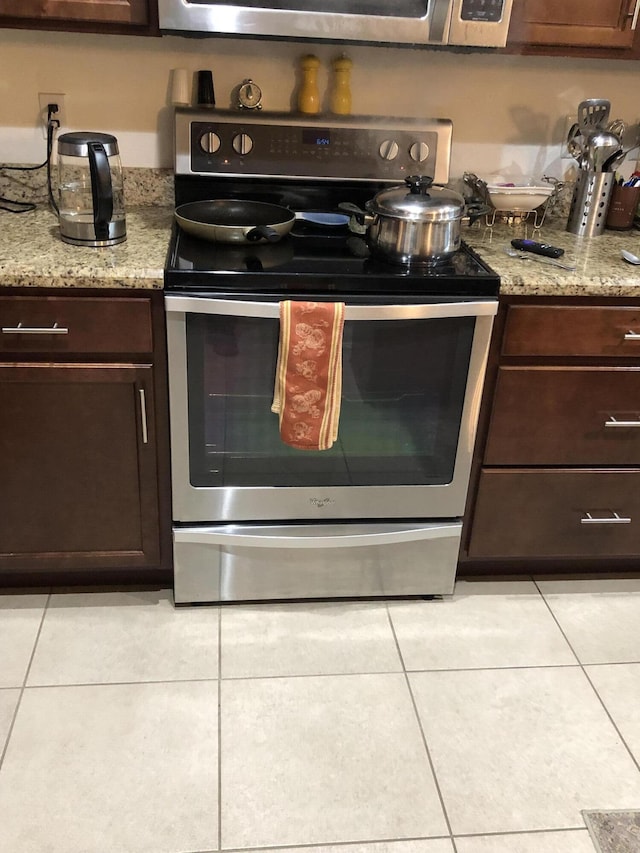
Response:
[179, 825, 594, 853]
[533, 578, 640, 778]
[384, 601, 459, 853]
[20, 661, 592, 692]
[0, 588, 52, 771]
[188, 833, 454, 853]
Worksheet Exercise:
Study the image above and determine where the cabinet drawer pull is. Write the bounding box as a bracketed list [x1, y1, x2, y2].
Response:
[581, 512, 631, 525]
[604, 416, 640, 428]
[624, 330, 640, 340]
[629, 0, 640, 29]
[1, 322, 69, 335]
[139, 388, 148, 445]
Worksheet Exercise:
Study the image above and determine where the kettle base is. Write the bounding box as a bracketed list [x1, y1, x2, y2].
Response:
[60, 233, 127, 248]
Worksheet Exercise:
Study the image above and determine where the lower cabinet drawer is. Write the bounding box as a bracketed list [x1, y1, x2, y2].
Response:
[485, 366, 640, 465]
[502, 305, 640, 357]
[468, 468, 640, 558]
[0, 296, 153, 354]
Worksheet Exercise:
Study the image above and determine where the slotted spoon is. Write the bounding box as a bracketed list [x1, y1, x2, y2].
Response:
[578, 99, 611, 133]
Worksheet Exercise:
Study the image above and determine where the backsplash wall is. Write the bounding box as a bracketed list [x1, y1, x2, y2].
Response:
[1, 28, 640, 182]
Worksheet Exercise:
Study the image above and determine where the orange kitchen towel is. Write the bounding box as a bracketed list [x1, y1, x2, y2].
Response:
[271, 300, 345, 451]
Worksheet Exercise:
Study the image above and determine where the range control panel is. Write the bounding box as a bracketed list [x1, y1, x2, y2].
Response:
[175, 109, 453, 185]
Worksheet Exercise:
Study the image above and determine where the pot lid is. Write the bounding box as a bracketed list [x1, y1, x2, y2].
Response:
[370, 176, 465, 222]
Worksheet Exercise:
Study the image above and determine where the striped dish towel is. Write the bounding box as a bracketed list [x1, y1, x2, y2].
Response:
[271, 300, 345, 451]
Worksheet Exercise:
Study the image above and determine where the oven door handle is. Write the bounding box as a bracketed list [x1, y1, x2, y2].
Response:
[174, 522, 461, 549]
[164, 295, 498, 320]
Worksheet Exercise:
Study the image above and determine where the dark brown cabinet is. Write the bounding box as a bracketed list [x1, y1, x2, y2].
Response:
[508, 0, 640, 55]
[470, 469, 640, 558]
[0, 291, 171, 582]
[484, 366, 640, 466]
[464, 299, 640, 570]
[0, 0, 155, 34]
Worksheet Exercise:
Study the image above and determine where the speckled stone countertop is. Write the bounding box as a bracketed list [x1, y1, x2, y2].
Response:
[0, 206, 172, 290]
[3, 198, 640, 296]
[464, 216, 640, 297]
[0, 166, 173, 290]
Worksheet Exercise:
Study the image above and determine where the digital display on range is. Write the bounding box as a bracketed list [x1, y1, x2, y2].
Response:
[302, 129, 331, 146]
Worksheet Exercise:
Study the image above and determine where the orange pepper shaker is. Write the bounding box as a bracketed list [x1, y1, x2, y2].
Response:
[330, 55, 352, 116]
[298, 54, 321, 115]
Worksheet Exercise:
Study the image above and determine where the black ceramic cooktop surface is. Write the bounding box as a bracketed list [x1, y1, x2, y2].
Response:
[165, 221, 500, 299]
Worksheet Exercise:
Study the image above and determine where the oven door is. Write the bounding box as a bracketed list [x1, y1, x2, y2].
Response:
[165, 295, 496, 524]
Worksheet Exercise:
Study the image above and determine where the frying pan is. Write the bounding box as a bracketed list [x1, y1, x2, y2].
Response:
[175, 199, 296, 244]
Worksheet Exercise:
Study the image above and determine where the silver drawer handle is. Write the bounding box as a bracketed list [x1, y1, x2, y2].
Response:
[629, 0, 640, 29]
[604, 416, 640, 428]
[139, 388, 148, 445]
[581, 512, 631, 525]
[1, 322, 69, 335]
[624, 330, 640, 340]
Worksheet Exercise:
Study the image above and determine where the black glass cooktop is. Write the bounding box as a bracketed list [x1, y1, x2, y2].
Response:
[165, 220, 500, 299]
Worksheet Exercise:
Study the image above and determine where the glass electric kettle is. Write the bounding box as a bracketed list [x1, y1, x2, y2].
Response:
[56, 131, 126, 247]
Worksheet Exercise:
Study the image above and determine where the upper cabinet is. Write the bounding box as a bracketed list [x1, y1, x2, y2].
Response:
[0, 0, 157, 34]
[507, 0, 640, 54]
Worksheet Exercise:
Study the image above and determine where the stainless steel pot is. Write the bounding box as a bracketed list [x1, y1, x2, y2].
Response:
[340, 176, 487, 265]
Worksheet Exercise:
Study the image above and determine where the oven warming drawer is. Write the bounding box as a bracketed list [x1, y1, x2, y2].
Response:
[173, 521, 462, 603]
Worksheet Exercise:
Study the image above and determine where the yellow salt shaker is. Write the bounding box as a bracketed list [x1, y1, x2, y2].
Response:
[298, 54, 321, 114]
[330, 55, 352, 115]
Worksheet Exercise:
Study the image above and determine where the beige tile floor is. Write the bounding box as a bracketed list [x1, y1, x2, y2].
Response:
[1, 578, 640, 852]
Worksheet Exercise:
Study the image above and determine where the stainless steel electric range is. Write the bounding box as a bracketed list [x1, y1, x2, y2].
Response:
[164, 108, 499, 604]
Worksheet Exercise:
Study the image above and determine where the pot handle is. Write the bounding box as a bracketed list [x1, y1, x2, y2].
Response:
[405, 175, 433, 194]
[464, 203, 492, 226]
[245, 225, 281, 243]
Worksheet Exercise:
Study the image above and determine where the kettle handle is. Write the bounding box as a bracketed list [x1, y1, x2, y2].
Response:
[88, 141, 113, 241]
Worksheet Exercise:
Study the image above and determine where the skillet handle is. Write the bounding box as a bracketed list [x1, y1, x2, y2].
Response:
[338, 201, 367, 224]
[245, 225, 281, 243]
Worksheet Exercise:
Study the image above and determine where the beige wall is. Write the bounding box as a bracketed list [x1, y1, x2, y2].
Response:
[1, 28, 639, 179]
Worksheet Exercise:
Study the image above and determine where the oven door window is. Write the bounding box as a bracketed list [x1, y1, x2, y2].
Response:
[185, 312, 475, 488]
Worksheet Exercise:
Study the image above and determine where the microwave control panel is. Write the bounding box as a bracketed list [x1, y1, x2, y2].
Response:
[460, 0, 505, 22]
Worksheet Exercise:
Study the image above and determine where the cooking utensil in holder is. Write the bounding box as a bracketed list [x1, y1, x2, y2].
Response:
[566, 170, 614, 237]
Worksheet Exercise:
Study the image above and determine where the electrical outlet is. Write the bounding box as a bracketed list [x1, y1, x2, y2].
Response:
[561, 114, 576, 160]
[38, 92, 66, 138]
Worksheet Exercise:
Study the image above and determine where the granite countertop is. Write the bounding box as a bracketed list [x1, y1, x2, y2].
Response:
[0, 206, 173, 290]
[464, 216, 640, 297]
[2, 202, 640, 297]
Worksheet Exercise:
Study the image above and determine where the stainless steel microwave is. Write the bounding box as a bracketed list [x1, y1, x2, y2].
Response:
[158, 0, 514, 48]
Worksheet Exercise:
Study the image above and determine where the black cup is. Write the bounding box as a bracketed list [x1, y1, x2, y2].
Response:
[196, 70, 215, 108]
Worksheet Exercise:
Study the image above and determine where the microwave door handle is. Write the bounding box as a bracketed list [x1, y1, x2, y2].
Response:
[164, 295, 497, 320]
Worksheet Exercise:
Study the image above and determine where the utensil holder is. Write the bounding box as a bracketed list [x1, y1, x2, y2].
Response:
[566, 171, 614, 237]
[606, 184, 640, 231]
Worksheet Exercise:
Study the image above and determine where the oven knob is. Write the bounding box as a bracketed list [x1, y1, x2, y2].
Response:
[232, 133, 254, 155]
[409, 141, 430, 163]
[378, 139, 399, 161]
[200, 131, 221, 155]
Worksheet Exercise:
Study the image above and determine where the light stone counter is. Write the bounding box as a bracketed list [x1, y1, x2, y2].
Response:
[0, 206, 172, 289]
[464, 216, 640, 298]
[2, 202, 640, 297]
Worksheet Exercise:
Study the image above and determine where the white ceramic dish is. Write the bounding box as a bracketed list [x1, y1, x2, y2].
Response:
[485, 183, 554, 213]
